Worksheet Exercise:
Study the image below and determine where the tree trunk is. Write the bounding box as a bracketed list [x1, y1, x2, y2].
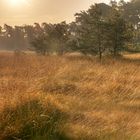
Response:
[99, 47, 102, 61]
[113, 46, 117, 56]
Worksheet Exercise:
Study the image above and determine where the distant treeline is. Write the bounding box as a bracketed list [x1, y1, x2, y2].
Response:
[0, 0, 140, 59]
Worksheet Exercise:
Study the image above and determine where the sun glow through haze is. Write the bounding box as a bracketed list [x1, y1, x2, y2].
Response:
[1, 0, 130, 25]
[9, 0, 28, 7]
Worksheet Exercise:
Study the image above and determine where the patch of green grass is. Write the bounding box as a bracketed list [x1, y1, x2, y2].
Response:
[0, 95, 66, 140]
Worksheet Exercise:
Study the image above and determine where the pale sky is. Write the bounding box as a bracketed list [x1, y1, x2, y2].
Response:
[0, 0, 129, 26]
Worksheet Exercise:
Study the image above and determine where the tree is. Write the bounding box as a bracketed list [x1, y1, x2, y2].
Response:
[3, 24, 15, 50]
[72, 2, 133, 58]
[107, 5, 133, 56]
[14, 26, 25, 50]
[31, 22, 69, 55]
[74, 4, 111, 59]
[31, 34, 50, 55]
[50, 21, 69, 55]
[66, 22, 79, 52]
[120, 0, 140, 28]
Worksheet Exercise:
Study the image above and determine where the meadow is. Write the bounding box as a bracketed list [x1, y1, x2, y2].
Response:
[0, 52, 139, 140]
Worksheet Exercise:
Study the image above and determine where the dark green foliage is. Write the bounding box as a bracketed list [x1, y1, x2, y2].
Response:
[0, 98, 66, 140]
[31, 35, 50, 55]
[107, 9, 132, 56]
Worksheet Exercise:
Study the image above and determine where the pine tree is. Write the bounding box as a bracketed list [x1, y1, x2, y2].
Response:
[74, 4, 110, 60]
[107, 6, 133, 56]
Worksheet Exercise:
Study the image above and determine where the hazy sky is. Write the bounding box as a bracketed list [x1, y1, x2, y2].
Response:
[0, 0, 129, 26]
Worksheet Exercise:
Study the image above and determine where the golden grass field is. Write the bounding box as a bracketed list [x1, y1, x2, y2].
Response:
[0, 52, 140, 140]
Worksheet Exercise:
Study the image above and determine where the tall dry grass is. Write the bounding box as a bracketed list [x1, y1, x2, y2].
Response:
[0, 52, 140, 140]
